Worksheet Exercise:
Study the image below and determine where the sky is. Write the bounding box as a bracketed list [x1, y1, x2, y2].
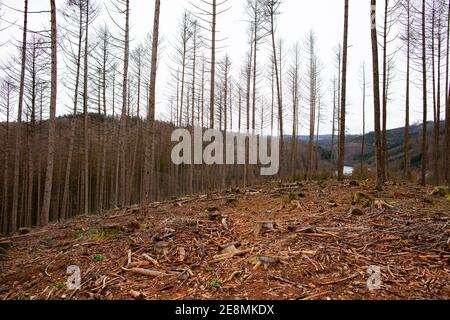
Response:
[0, 0, 439, 135]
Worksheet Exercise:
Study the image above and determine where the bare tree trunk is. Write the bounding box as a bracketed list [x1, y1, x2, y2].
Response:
[10, 0, 28, 233]
[361, 64, 367, 175]
[338, 0, 349, 181]
[447, 83, 450, 189]
[41, 0, 58, 226]
[222, 57, 229, 189]
[25, 56, 36, 227]
[36, 87, 43, 221]
[128, 50, 141, 205]
[381, 0, 389, 181]
[268, 7, 284, 178]
[178, 14, 189, 127]
[244, 37, 253, 187]
[189, 23, 198, 195]
[446, 0, 450, 188]
[118, 0, 130, 208]
[307, 33, 316, 181]
[315, 97, 322, 173]
[290, 44, 299, 179]
[81, 0, 90, 215]
[208, 0, 217, 194]
[61, 3, 84, 220]
[251, 4, 259, 137]
[330, 77, 337, 178]
[421, 0, 428, 186]
[371, 0, 384, 191]
[143, 0, 161, 206]
[2, 82, 11, 233]
[113, 76, 120, 208]
[98, 42, 108, 213]
[403, 0, 411, 181]
[435, 6, 442, 186]
[431, 1, 439, 186]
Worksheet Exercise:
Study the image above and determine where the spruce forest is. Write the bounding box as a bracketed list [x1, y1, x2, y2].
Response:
[0, 0, 449, 301]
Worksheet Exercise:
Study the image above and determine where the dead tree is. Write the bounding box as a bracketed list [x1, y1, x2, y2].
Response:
[96, 26, 112, 212]
[115, 0, 130, 208]
[143, 0, 161, 206]
[288, 43, 300, 178]
[40, 0, 58, 226]
[446, 0, 450, 188]
[23, 36, 47, 226]
[399, 0, 414, 180]
[173, 12, 192, 127]
[428, 0, 447, 185]
[0, 79, 16, 234]
[263, 0, 284, 176]
[60, 0, 88, 220]
[421, 0, 428, 186]
[190, 0, 230, 192]
[359, 63, 368, 175]
[331, 45, 342, 177]
[305, 31, 319, 180]
[371, 0, 385, 191]
[10, 0, 28, 233]
[338, 0, 349, 181]
[189, 19, 201, 194]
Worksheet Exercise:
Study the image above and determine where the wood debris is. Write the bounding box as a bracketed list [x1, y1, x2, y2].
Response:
[0, 181, 449, 300]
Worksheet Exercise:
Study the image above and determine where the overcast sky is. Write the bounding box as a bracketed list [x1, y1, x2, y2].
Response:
[0, 0, 435, 135]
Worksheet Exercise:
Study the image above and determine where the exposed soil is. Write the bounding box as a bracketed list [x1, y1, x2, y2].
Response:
[0, 180, 449, 300]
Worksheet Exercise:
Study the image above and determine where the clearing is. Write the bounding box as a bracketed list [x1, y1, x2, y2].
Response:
[0, 180, 449, 300]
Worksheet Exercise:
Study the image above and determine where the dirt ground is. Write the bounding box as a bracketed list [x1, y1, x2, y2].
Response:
[0, 180, 449, 300]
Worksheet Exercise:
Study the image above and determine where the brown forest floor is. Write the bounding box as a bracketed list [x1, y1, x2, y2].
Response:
[0, 180, 449, 300]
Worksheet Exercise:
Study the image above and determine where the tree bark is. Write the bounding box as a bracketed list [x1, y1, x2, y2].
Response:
[40, 0, 58, 226]
[1, 82, 12, 233]
[10, 0, 28, 233]
[403, 0, 411, 180]
[421, 0, 428, 186]
[371, 0, 384, 191]
[381, 0, 389, 181]
[269, 7, 284, 179]
[118, 0, 130, 208]
[446, 0, 450, 188]
[61, 2, 84, 220]
[82, 0, 90, 215]
[361, 64, 366, 175]
[207, 0, 217, 194]
[338, 0, 349, 181]
[143, 0, 161, 206]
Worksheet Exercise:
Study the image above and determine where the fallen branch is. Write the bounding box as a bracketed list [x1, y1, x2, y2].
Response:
[143, 254, 159, 266]
[209, 247, 254, 264]
[122, 267, 175, 277]
[127, 261, 150, 268]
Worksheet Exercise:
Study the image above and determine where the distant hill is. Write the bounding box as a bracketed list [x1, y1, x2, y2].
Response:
[315, 121, 446, 175]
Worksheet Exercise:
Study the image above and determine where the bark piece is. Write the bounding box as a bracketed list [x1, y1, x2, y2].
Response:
[254, 221, 275, 237]
[130, 290, 145, 300]
[127, 261, 150, 268]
